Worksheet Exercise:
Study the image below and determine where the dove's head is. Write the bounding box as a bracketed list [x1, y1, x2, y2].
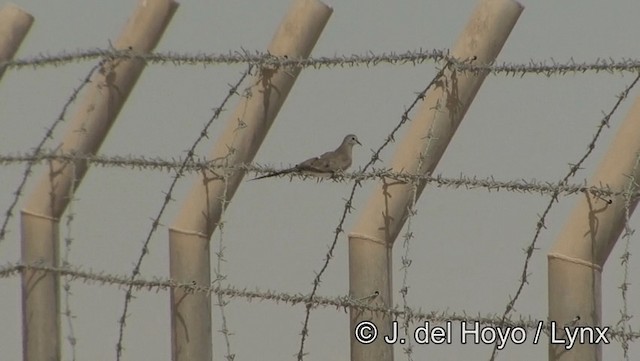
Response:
[343, 134, 362, 147]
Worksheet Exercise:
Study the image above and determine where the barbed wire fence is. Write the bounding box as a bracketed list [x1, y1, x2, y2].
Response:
[113, 64, 254, 361]
[3, 48, 640, 75]
[1, 47, 639, 361]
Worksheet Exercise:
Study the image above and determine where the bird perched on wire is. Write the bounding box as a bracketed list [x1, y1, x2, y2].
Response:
[251, 134, 362, 181]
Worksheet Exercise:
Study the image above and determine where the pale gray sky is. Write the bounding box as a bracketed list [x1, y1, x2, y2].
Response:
[1, 0, 639, 360]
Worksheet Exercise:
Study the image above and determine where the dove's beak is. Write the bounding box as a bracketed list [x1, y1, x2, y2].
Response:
[356, 139, 362, 146]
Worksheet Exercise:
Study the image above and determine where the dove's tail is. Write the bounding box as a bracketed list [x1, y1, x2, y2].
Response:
[248, 168, 294, 181]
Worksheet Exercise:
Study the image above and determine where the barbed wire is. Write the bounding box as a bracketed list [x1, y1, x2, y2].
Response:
[0, 151, 626, 200]
[2, 48, 640, 76]
[213, 150, 236, 361]
[398, 151, 425, 361]
[1, 262, 638, 344]
[61, 163, 79, 361]
[398, 95, 445, 361]
[617, 151, 640, 360]
[487, 71, 640, 361]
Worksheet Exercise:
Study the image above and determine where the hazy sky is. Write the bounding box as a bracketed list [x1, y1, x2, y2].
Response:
[1, 0, 639, 360]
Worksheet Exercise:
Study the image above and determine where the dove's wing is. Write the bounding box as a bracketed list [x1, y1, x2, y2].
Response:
[296, 151, 338, 173]
[250, 154, 332, 181]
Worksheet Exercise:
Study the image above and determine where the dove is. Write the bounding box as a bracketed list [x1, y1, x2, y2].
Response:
[251, 134, 361, 180]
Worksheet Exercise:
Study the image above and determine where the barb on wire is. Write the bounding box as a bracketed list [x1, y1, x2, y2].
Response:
[1, 262, 638, 344]
[0, 63, 101, 245]
[3, 47, 640, 76]
[488, 72, 640, 361]
[114, 65, 253, 361]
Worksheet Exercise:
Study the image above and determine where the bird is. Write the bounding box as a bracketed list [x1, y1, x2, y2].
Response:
[251, 134, 362, 181]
